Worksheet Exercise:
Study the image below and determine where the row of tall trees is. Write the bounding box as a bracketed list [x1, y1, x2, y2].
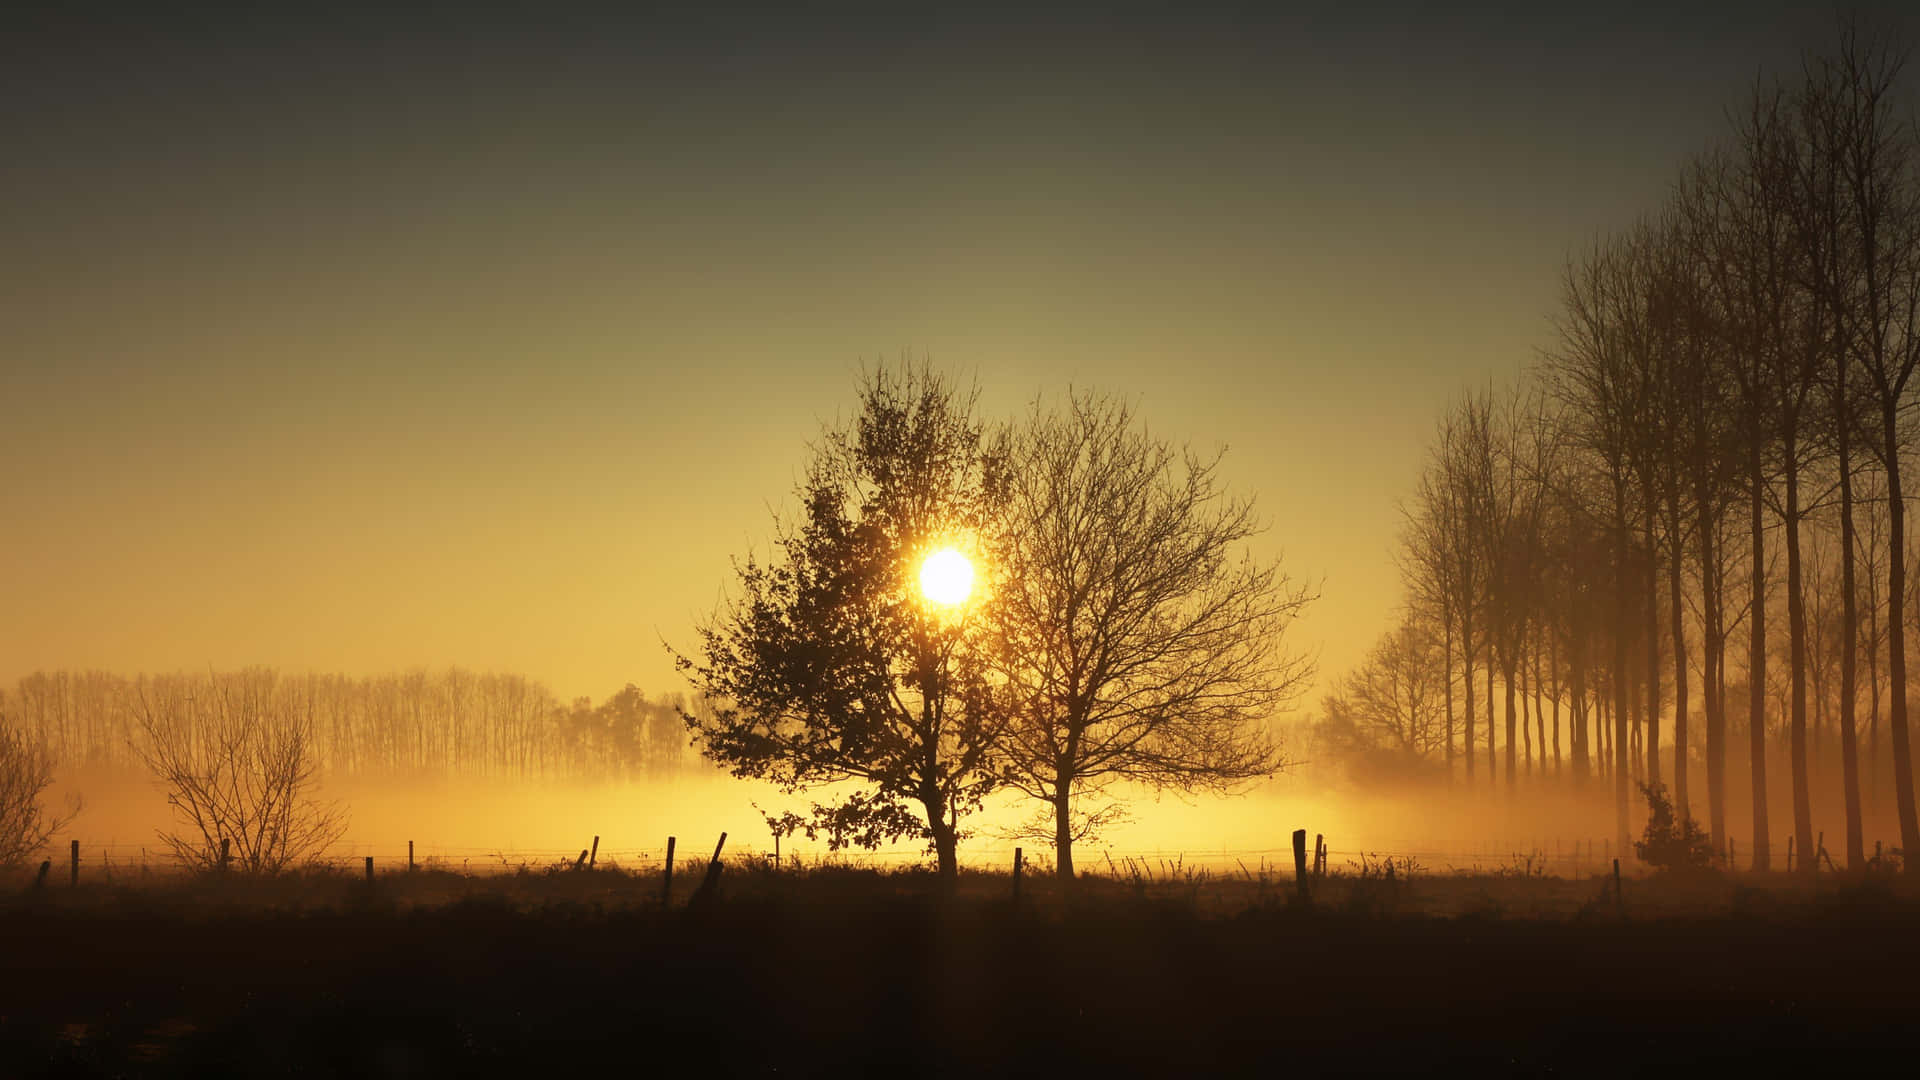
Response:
[0, 668, 694, 780]
[1330, 22, 1920, 872]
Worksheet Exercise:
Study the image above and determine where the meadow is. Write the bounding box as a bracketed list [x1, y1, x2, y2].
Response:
[5, 856, 1918, 1077]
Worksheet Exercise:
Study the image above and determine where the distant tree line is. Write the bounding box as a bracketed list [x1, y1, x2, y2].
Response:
[0, 668, 695, 780]
[1319, 19, 1920, 871]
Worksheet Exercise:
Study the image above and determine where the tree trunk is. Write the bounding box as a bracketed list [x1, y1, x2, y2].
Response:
[1487, 644, 1498, 783]
[1669, 500, 1690, 823]
[1531, 631, 1546, 781]
[1749, 432, 1771, 872]
[1444, 612, 1457, 783]
[1521, 651, 1533, 778]
[1700, 500, 1726, 853]
[923, 791, 958, 882]
[1570, 626, 1589, 784]
[1883, 406, 1920, 863]
[1646, 493, 1662, 791]
[1785, 436, 1814, 876]
[1614, 480, 1632, 856]
[1053, 788, 1075, 879]
[1838, 367, 1864, 868]
[1505, 656, 1518, 789]
[1550, 628, 1563, 779]
[1463, 608, 1477, 783]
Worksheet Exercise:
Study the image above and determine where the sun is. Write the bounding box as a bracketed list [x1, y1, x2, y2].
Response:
[919, 547, 974, 606]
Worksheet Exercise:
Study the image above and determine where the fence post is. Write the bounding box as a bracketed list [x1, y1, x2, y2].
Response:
[1787, 835, 1794, 873]
[70, 840, 79, 887]
[589, 835, 600, 870]
[573, 849, 588, 870]
[1291, 829, 1310, 905]
[409, 840, 415, 872]
[364, 856, 373, 883]
[662, 836, 676, 907]
[35, 860, 50, 890]
[1012, 847, 1023, 902]
[219, 838, 231, 874]
[689, 832, 727, 910]
[774, 832, 780, 870]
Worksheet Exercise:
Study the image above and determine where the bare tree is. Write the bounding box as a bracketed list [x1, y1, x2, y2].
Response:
[0, 718, 78, 870]
[990, 390, 1316, 878]
[128, 670, 348, 874]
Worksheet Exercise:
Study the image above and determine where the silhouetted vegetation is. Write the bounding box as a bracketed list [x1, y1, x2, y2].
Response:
[1320, 16, 1920, 875]
[990, 390, 1316, 877]
[0, 717, 75, 868]
[1634, 781, 1716, 873]
[4, 862, 1917, 1075]
[0, 669, 695, 780]
[677, 364, 1008, 879]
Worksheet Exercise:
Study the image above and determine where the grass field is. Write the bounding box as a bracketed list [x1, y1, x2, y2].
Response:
[4, 859, 1918, 1076]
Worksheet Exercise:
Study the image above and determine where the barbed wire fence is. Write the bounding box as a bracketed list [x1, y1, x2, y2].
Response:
[42, 832, 1854, 883]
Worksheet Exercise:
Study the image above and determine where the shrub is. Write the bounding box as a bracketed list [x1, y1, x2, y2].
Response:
[1633, 781, 1714, 873]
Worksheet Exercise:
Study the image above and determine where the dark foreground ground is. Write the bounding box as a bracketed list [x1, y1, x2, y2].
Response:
[4, 864, 1918, 1077]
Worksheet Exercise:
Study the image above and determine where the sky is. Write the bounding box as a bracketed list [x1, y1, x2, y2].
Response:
[0, 3, 1885, 705]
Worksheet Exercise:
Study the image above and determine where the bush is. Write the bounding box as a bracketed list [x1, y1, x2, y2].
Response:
[1633, 781, 1714, 873]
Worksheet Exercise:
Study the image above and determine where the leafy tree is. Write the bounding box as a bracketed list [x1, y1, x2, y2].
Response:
[675, 363, 1007, 880]
[1633, 781, 1716, 873]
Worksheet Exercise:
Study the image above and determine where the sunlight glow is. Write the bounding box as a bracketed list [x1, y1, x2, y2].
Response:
[919, 547, 974, 606]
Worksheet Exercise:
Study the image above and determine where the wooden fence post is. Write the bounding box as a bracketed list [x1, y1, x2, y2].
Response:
[588, 835, 599, 870]
[1292, 829, 1310, 905]
[35, 860, 50, 890]
[573, 849, 588, 870]
[70, 840, 79, 887]
[1787, 835, 1794, 873]
[689, 832, 728, 910]
[219, 838, 231, 874]
[662, 836, 676, 906]
[1012, 847, 1023, 902]
[408, 840, 415, 872]
[774, 832, 780, 870]
[364, 856, 374, 882]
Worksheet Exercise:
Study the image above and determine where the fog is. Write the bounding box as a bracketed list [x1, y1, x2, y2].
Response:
[47, 724, 1910, 878]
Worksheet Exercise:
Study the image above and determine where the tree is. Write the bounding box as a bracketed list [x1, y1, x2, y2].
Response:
[676, 363, 1007, 880]
[1633, 781, 1716, 873]
[989, 391, 1315, 878]
[128, 669, 347, 874]
[0, 717, 78, 870]
[1312, 619, 1451, 786]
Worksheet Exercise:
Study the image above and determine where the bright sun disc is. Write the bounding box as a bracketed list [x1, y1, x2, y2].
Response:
[919, 547, 974, 606]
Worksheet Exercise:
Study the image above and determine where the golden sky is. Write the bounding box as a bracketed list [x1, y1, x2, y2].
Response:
[1, 5, 1848, 701]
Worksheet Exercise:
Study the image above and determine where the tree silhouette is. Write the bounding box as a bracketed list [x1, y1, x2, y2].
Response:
[0, 715, 77, 869]
[676, 363, 1007, 880]
[988, 391, 1314, 878]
